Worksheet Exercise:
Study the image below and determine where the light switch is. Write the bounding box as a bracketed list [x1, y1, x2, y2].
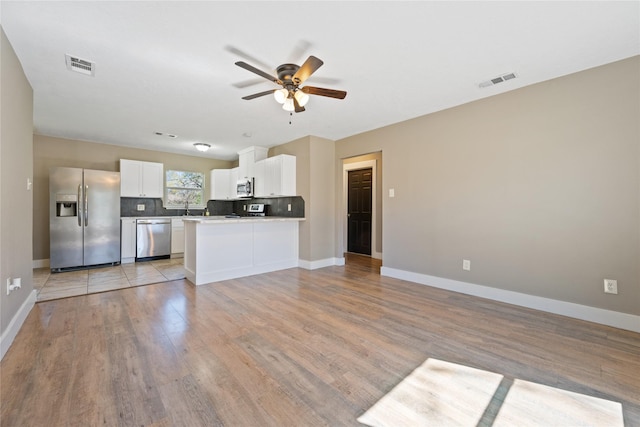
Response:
[389, 188, 395, 198]
[137, 204, 145, 211]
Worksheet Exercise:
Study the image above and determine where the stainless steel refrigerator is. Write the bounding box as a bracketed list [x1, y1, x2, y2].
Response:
[49, 167, 121, 271]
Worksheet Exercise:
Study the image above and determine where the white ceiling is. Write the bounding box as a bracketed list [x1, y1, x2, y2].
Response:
[1, 1, 638, 161]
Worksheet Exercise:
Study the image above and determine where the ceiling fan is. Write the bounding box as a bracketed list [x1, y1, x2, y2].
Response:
[235, 55, 347, 113]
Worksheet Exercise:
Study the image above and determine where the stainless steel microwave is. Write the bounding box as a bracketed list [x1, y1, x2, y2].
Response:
[237, 178, 253, 198]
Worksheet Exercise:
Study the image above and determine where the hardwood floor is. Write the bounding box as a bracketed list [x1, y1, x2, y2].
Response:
[2, 256, 638, 426]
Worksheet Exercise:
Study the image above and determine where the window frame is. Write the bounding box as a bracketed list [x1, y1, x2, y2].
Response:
[164, 169, 206, 209]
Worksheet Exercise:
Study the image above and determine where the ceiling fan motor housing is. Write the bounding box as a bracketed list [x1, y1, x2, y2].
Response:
[276, 64, 300, 85]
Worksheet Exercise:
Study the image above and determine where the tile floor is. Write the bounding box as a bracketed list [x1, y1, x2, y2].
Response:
[33, 258, 186, 302]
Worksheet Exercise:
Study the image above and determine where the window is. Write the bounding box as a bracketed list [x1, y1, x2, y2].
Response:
[165, 170, 205, 208]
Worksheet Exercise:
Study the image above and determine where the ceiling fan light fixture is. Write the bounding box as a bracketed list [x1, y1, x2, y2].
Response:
[193, 143, 211, 152]
[294, 90, 309, 107]
[282, 98, 295, 111]
[274, 88, 288, 104]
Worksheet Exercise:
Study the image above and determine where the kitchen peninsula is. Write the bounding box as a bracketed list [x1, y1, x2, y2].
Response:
[182, 216, 304, 285]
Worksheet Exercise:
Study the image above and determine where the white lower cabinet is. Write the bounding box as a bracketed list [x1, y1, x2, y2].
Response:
[121, 219, 136, 263]
[171, 218, 185, 255]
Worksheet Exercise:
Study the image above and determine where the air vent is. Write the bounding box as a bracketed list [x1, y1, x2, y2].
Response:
[65, 54, 95, 76]
[479, 72, 517, 88]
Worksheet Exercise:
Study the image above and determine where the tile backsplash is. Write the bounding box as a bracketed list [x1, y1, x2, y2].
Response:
[121, 196, 305, 218]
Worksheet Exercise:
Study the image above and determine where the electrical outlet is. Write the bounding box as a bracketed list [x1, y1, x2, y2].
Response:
[287, 204, 292, 212]
[136, 204, 145, 211]
[463, 259, 471, 271]
[604, 279, 618, 294]
[6, 278, 20, 295]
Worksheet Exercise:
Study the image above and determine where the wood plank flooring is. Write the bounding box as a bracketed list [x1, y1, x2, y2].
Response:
[2, 254, 639, 426]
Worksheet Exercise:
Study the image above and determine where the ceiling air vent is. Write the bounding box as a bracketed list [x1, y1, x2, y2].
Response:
[479, 72, 517, 88]
[65, 54, 95, 76]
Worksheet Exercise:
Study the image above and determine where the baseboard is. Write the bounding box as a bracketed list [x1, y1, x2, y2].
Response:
[32, 259, 49, 269]
[1, 290, 37, 361]
[380, 267, 640, 333]
[299, 257, 344, 270]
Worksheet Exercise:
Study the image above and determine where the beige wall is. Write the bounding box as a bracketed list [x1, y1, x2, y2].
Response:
[308, 136, 336, 261]
[1, 28, 34, 338]
[33, 135, 232, 260]
[335, 56, 640, 315]
[270, 137, 312, 259]
[271, 135, 336, 262]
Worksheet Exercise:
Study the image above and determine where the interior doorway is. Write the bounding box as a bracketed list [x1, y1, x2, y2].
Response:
[347, 168, 372, 255]
[342, 156, 380, 261]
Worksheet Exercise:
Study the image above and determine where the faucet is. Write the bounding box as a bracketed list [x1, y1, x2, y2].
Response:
[185, 201, 190, 216]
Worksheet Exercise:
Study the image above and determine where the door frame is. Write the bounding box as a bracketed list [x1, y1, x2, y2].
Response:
[343, 159, 380, 259]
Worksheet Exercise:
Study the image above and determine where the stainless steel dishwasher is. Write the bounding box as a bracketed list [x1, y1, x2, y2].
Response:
[136, 218, 171, 260]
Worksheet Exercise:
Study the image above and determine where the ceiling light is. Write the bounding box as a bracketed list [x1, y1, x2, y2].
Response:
[273, 88, 288, 104]
[193, 143, 211, 152]
[282, 98, 294, 112]
[294, 90, 309, 107]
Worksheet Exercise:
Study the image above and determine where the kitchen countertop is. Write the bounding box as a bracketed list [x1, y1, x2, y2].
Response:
[181, 216, 304, 224]
[122, 216, 304, 222]
[121, 216, 176, 220]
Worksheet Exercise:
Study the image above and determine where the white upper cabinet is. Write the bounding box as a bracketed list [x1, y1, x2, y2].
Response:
[254, 154, 296, 197]
[210, 167, 239, 200]
[120, 159, 163, 198]
[237, 146, 268, 179]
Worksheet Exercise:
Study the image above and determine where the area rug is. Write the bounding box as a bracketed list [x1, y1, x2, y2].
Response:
[357, 358, 624, 427]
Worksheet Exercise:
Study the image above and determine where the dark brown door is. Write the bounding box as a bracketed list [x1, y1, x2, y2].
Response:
[347, 168, 372, 255]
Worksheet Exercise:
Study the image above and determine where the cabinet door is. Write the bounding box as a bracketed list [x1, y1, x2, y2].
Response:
[253, 160, 266, 197]
[121, 219, 137, 260]
[262, 155, 296, 197]
[279, 155, 296, 196]
[210, 169, 230, 200]
[229, 168, 239, 198]
[120, 159, 142, 197]
[171, 218, 185, 254]
[141, 161, 163, 198]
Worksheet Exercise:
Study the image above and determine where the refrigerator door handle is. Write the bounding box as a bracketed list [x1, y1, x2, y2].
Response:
[84, 185, 89, 227]
[77, 184, 83, 227]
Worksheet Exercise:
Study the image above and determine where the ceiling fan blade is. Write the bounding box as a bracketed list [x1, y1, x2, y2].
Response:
[242, 89, 276, 100]
[232, 78, 267, 89]
[288, 40, 312, 64]
[305, 76, 341, 85]
[301, 86, 347, 99]
[225, 46, 272, 71]
[292, 56, 323, 85]
[235, 61, 282, 85]
[293, 96, 306, 113]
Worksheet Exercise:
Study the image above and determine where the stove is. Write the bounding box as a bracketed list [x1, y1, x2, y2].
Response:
[247, 203, 267, 217]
